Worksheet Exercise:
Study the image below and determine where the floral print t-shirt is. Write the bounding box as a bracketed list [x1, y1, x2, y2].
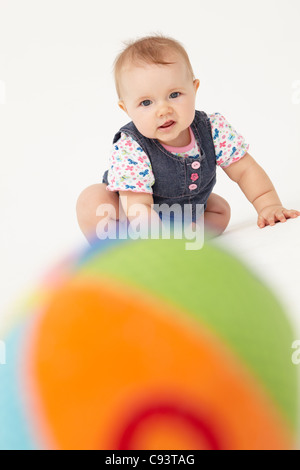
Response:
[106, 112, 249, 193]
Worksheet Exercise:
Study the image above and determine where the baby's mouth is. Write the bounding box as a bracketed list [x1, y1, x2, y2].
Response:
[159, 120, 175, 129]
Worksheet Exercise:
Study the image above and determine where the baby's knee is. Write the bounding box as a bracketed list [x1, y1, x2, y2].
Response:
[76, 183, 121, 223]
[222, 198, 231, 220]
[76, 185, 94, 211]
[210, 196, 231, 234]
[214, 196, 231, 222]
[76, 185, 96, 222]
[219, 199, 231, 230]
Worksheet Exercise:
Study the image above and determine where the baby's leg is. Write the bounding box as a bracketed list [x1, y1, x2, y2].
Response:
[77, 186, 230, 243]
[76, 183, 124, 243]
[201, 193, 231, 237]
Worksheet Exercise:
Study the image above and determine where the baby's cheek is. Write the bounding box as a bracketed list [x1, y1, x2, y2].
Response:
[139, 124, 156, 139]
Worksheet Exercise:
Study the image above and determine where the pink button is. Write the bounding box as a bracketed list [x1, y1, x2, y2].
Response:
[192, 161, 200, 169]
[189, 184, 197, 191]
[190, 173, 199, 181]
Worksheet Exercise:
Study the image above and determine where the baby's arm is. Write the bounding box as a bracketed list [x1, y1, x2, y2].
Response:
[119, 191, 162, 231]
[223, 153, 300, 228]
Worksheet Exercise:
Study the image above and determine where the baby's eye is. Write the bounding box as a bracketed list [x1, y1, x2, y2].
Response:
[140, 99, 152, 107]
[170, 92, 181, 99]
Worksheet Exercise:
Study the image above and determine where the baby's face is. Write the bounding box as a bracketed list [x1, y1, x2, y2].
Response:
[118, 55, 199, 147]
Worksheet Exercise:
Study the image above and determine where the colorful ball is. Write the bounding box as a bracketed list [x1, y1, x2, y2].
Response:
[0, 230, 298, 449]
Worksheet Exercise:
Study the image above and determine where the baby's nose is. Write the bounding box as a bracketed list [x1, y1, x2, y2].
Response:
[157, 103, 172, 117]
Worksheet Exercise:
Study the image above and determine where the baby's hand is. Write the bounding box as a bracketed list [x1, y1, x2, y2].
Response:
[257, 205, 300, 228]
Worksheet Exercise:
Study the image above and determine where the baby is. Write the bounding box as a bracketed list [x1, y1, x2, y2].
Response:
[76, 35, 300, 241]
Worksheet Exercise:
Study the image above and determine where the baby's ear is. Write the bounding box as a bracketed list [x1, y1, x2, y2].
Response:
[118, 100, 127, 113]
[193, 79, 200, 93]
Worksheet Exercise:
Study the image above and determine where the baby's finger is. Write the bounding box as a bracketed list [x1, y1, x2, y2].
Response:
[282, 209, 300, 219]
[275, 210, 287, 223]
[257, 215, 266, 228]
[266, 214, 276, 226]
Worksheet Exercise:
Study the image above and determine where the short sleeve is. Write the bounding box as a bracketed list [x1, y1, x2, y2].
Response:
[208, 112, 250, 168]
[106, 132, 155, 193]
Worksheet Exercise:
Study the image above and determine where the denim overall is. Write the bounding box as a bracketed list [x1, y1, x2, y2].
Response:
[102, 110, 217, 223]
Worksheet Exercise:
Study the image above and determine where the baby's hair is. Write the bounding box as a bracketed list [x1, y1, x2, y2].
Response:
[113, 33, 195, 99]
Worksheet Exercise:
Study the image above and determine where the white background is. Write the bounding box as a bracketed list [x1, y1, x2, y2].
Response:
[0, 0, 300, 327]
